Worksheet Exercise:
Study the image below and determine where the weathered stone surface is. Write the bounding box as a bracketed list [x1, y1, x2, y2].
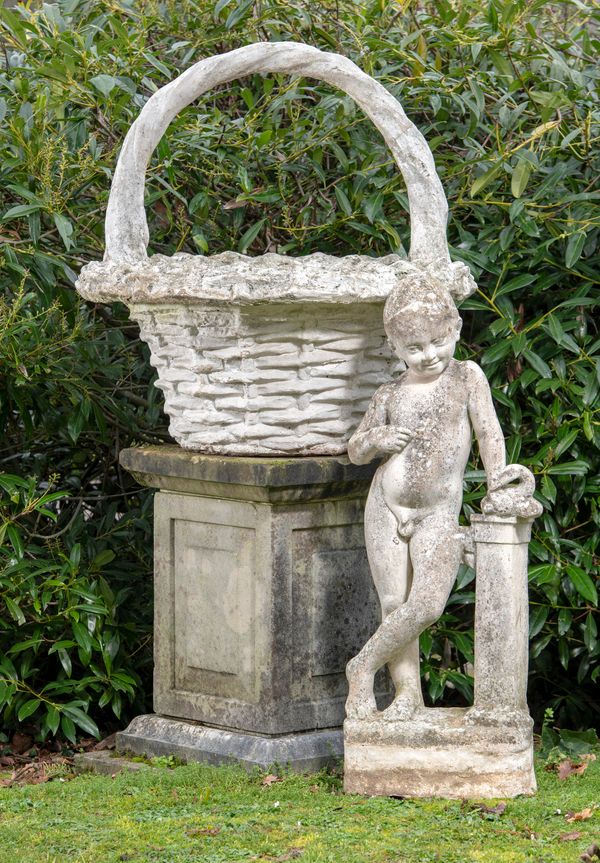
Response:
[73, 751, 149, 776]
[97, 43, 464, 270]
[119, 444, 379, 501]
[119, 447, 388, 771]
[344, 708, 536, 798]
[116, 715, 343, 772]
[343, 274, 540, 797]
[77, 251, 476, 306]
[73, 40, 540, 794]
[78, 250, 409, 305]
[131, 299, 403, 454]
[343, 516, 538, 797]
[481, 464, 543, 519]
[470, 515, 533, 721]
[152, 491, 378, 732]
[76, 258, 476, 457]
[75, 42, 478, 456]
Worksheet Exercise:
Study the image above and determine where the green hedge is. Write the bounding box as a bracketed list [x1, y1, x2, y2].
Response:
[0, 0, 598, 739]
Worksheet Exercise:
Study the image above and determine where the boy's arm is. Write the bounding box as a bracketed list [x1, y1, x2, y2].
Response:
[466, 361, 506, 487]
[347, 389, 388, 464]
[348, 386, 412, 464]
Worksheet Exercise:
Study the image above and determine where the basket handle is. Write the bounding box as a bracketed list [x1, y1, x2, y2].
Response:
[105, 41, 450, 268]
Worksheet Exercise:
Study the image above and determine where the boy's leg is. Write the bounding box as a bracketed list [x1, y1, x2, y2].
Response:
[346, 512, 463, 720]
[346, 475, 421, 719]
[365, 475, 422, 705]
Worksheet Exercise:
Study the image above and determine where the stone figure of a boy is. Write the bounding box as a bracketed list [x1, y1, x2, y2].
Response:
[345, 273, 538, 721]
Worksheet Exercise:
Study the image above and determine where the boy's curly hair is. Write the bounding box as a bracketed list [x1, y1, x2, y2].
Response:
[383, 272, 460, 337]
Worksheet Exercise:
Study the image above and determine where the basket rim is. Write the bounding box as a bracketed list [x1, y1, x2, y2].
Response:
[76, 250, 415, 306]
[76, 251, 477, 306]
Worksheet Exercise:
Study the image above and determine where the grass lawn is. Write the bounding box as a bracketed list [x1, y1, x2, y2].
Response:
[0, 755, 598, 863]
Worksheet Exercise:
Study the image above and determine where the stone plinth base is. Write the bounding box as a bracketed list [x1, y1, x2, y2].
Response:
[116, 715, 343, 772]
[343, 708, 536, 799]
[74, 751, 149, 776]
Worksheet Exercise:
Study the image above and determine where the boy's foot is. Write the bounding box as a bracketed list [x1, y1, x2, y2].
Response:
[345, 655, 377, 719]
[380, 688, 421, 722]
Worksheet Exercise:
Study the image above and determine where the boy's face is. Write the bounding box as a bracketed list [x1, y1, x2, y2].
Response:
[388, 314, 462, 380]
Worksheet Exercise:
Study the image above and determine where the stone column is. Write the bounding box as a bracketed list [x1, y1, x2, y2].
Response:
[115, 445, 383, 770]
[470, 514, 533, 718]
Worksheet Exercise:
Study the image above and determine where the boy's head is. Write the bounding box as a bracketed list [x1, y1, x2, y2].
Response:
[383, 273, 462, 379]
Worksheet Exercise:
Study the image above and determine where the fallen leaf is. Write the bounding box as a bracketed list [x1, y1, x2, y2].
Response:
[262, 774, 282, 787]
[566, 808, 594, 822]
[559, 756, 595, 779]
[581, 844, 600, 862]
[172, 789, 178, 799]
[558, 759, 576, 779]
[309, 784, 319, 793]
[560, 831, 583, 841]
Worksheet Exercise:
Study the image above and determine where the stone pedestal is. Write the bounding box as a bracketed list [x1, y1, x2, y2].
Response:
[343, 708, 535, 798]
[344, 515, 536, 798]
[471, 515, 532, 716]
[116, 445, 383, 770]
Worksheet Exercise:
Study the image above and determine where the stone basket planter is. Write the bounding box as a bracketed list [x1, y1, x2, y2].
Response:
[76, 42, 476, 455]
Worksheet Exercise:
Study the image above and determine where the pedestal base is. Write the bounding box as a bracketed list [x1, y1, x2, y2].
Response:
[343, 708, 536, 798]
[116, 714, 343, 772]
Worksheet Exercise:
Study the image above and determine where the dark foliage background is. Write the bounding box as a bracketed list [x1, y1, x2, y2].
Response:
[0, 0, 598, 741]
